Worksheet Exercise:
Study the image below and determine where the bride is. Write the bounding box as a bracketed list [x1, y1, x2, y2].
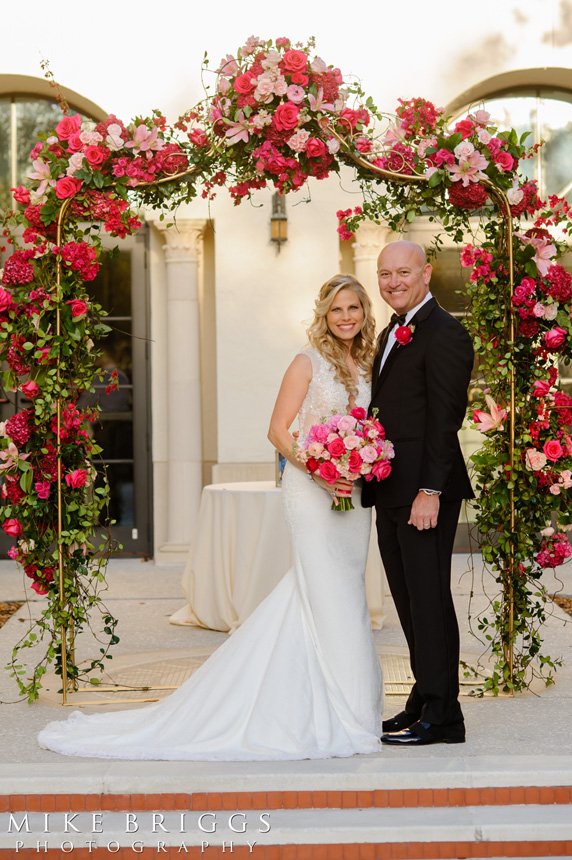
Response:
[38, 274, 383, 760]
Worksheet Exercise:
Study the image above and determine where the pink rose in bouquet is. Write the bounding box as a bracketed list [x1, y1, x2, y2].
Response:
[297, 407, 394, 511]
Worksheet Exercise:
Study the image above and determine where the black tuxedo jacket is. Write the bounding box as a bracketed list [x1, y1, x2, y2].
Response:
[362, 298, 475, 509]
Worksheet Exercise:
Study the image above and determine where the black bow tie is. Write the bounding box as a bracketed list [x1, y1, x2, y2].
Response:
[390, 313, 407, 328]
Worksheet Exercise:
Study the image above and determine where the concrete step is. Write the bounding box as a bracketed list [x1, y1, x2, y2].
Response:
[1, 805, 571, 856]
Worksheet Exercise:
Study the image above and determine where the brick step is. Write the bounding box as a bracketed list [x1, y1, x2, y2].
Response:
[2, 785, 572, 812]
[1, 805, 571, 858]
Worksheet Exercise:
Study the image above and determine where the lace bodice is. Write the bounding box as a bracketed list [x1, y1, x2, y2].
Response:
[297, 348, 370, 441]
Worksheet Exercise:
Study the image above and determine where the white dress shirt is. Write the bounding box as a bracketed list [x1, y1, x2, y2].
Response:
[379, 292, 433, 371]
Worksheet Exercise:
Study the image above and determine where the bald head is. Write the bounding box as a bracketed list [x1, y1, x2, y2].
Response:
[377, 241, 432, 314]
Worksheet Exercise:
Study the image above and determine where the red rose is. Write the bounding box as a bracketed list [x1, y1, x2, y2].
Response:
[65, 468, 88, 489]
[544, 327, 567, 350]
[273, 102, 300, 131]
[291, 72, 309, 86]
[543, 439, 564, 462]
[35, 481, 51, 500]
[395, 325, 413, 345]
[67, 299, 88, 318]
[281, 49, 308, 74]
[371, 460, 392, 481]
[453, 119, 475, 139]
[350, 406, 367, 421]
[306, 138, 327, 159]
[55, 113, 82, 141]
[55, 177, 83, 199]
[306, 457, 320, 473]
[12, 185, 30, 205]
[66, 132, 83, 153]
[532, 380, 551, 397]
[318, 460, 340, 484]
[233, 74, 255, 95]
[494, 150, 514, 172]
[348, 450, 362, 473]
[327, 437, 346, 458]
[3, 518, 23, 537]
[20, 380, 40, 398]
[83, 145, 109, 168]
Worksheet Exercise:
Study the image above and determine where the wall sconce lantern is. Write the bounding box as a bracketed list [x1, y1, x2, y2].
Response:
[270, 192, 288, 251]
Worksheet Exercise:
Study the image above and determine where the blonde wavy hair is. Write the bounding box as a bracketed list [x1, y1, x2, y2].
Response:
[307, 274, 376, 398]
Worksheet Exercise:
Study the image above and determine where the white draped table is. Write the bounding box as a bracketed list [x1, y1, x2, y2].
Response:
[169, 480, 386, 632]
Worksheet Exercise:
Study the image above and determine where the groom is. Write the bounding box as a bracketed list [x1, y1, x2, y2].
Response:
[363, 240, 474, 746]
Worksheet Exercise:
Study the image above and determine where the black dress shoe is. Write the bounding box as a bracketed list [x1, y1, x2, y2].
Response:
[381, 720, 466, 746]
[381, 710, 420, 733]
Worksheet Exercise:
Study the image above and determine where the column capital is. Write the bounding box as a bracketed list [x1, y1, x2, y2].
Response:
[155, 219, 207, 264]
[352, 221, 396, 263]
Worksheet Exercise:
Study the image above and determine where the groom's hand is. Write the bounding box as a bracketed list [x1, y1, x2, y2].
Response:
[408, 491, 440, 530]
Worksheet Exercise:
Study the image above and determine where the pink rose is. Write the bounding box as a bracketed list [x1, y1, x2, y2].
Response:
[327, 437, 346, 459]
[543, 439, 564, 462]
[344, 435, 361, 450]
[55, 177, 83, 199]
[83, 145, 109, 168]
[318, 460, 340, 484]
[35, 481, 51, 500]
[233, 74, 255, 95]
[348, 450, 363, 473]
[12, 186, 31, 205]
[306, 138, 327, 159]
[3, 518, 23, 537]
[532, 380, 551, 397]
[453, 119, 475, 139]
[67, 299, 88, 318]
[65, 468, 88, 489]
[281, 49, 308, 74]
[66, 132, 83, 153]
[525, 448, 547, 471]
[337, 415, 357, 432]
[371, 459, 392, 481]
[188, 129, 209, 147]
[494, 150, 515, 171]
[273, 102, 300, 131]
[543, 326, 567, 350]
[20, 380, 39, 399]
[55, 114, 82, 141]
[0, 288, 13, 312]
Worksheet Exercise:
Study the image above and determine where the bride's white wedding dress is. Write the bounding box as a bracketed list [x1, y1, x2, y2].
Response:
[38, 348, 383, 760]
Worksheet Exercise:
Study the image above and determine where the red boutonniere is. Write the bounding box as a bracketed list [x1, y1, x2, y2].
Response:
[395, 324, 415, 346]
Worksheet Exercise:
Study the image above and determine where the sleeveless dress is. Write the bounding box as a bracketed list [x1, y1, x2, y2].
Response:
[37, 349, 383, 760]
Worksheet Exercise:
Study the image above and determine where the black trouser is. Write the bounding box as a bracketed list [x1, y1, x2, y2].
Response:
[375, 500, 463, 726]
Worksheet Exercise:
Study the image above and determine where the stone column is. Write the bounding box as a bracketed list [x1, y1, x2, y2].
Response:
[352, 221, 397, 334]
[158, 220, 206, 558]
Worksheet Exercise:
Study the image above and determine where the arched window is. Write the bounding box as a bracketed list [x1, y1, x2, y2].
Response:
[0, 75, 106, 208]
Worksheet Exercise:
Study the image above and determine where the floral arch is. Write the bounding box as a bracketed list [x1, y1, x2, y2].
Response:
[1, 36, 571, 703]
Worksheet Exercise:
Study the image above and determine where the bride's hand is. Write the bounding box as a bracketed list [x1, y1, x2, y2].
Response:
[311, 474, 353, 498]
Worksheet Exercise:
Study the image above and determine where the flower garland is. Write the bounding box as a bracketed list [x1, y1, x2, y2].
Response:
[0, 40, 571, 699]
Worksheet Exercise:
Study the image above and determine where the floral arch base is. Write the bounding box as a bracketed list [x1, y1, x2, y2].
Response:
[1, 37, 571, 703]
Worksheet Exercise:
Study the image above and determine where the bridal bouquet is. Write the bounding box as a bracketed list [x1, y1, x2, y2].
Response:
[297, 406, 394, 511]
